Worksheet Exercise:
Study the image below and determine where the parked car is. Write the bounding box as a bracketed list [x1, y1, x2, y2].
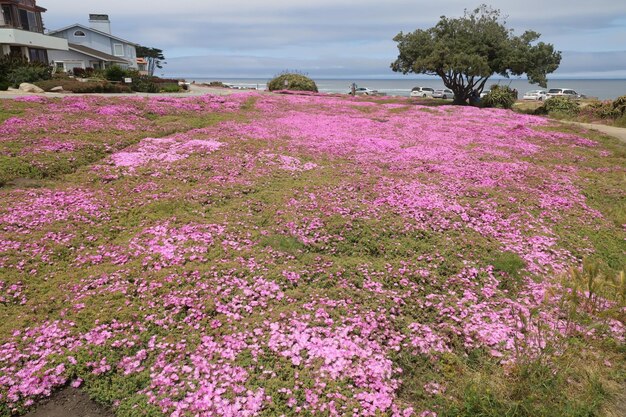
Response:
[522, 90, 547, 100]
[479, 90, 490, 98]
[432, 89, 454, 99]
[410, 87, 435, 98]
[349, 87, 378, 96]
[546, 88, 584, 99]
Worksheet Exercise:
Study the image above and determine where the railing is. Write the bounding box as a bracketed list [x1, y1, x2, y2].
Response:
[0, 23, 42, 32]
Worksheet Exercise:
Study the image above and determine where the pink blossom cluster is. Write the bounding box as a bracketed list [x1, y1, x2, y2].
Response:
[111, 137, 223, 169]
[0, 188, 106, 234]
[0, 281, 27, 305]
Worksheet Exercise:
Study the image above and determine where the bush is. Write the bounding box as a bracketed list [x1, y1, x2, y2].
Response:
[0, 54, 52, 87]
[481, 85, 516, 109]
[205, 81, 229, 87]
[130, 76, 183, 93]
[34, 79, 132, 94]
[0, 80, 10, 91]
[72, 67, 95, 78]
[579, 101, 619, 120]
[267, 72, 318, 92]
[105, 65, 128, 82]
[159, 83, 182, 93]
[539, 96, 580, 116]
[130, 76, 159, 93]
[611, 94, 626, 116]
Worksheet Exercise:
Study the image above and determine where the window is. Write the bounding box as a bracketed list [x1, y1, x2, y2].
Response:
[113, 44, 124, 56]
[28, 48, 48, 64]
[27, 11, 37, 31]
[1, 5, 11, 26]
[73, 30, 86, 37]
[55, 61, 65, 71]
[18, 8, 29, 30]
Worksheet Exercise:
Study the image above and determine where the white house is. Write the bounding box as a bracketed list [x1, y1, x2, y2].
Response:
[0, 0, 68, 62]
[47, 14, 138, 73]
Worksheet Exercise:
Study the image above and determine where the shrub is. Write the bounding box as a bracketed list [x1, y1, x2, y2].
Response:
[0, 54, 52, 87]
[537, 96, 579, 116]
[34, 79, 132, 94]
[611, 94, 626, 116]
[129, 76, 183, 93]
[0, 80, 10, 91]
[481, 85, 516, 109]
[131, 76, 160, 93]
[206, 81, 228, 87]
[72, 67, 95, 78]
[159, 83, 182, 93]
[267, 72, 318, 92]
[72, 67, 86, 77]
[579, 101, 619, 120]
[105, 65, 128, 82]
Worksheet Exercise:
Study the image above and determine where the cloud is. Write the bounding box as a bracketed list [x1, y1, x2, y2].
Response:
[39, 0, 626, 78]
[556, 51, 626, 77]
[162, 50, 626, 79]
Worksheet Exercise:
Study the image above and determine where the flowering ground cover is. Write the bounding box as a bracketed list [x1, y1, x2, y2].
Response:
[0, 92, 625, 417]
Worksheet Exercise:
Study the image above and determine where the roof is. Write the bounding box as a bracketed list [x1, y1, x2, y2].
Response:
[67, 43, 129, 63]
[48, 24, 139, 46]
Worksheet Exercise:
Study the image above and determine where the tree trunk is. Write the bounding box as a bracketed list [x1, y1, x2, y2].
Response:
[453, 95, 468, 105]
[451, 87, 469, 105]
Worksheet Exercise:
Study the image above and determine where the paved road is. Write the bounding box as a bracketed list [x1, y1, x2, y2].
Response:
[561, 121, 626, 144]
[0, 84, 248, 99]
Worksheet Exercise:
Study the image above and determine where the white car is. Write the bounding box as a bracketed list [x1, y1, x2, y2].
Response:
[432, 89, 454, 99]
[349, 87, 378, 96]
[546, 88, 583, 99]
[522, 90, 547, 101]
[480, 90, 490, 98]
[410, 87, 435, 98]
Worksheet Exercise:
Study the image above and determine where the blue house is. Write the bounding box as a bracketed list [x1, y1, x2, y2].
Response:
[47, 14, 138, 73]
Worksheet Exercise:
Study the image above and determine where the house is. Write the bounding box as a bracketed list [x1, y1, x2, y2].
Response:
[47, 14, 138, 73]
[0, 0, 68, 62]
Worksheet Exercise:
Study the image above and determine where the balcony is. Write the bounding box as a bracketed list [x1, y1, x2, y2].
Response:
[0, 27, 68, 50]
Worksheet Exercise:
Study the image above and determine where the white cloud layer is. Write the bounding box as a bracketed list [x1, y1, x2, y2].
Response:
[40, 0, 626, 78]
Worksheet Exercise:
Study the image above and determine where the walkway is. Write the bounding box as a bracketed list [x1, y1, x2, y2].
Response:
[562, 121, 626, 144]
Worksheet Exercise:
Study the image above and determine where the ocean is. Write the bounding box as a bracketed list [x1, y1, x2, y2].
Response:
[190, 78, 626, 101]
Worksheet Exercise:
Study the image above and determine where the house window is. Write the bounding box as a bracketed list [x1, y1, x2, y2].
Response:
[55, 61, 65, 72]
[0, 5, 10, 26]
[113, 44, 124, 56]
[18, 9, 29, 30]
[74, 30, 86, 37]
[27, 11, 37, 31]
[28, 48, 48, 64]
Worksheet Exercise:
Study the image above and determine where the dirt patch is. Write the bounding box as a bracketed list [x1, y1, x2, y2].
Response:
[24, 387, 114, 417]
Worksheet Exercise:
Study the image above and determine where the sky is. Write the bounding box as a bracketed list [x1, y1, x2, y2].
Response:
[41, 1, 626, 79]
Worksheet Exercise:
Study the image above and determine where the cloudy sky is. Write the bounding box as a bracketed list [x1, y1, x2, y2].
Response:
[42, 1, 626, 79]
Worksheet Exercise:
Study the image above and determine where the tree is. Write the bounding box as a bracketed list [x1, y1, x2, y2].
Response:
[136, 45, 166, 76]
[391, 5, 561, 104]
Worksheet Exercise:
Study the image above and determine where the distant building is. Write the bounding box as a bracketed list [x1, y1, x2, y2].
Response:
[0, 0, 68, 63]
[47, 14, 138, 73]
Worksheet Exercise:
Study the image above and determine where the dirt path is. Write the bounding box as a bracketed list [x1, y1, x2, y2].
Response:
[562, 121, 626, 144]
